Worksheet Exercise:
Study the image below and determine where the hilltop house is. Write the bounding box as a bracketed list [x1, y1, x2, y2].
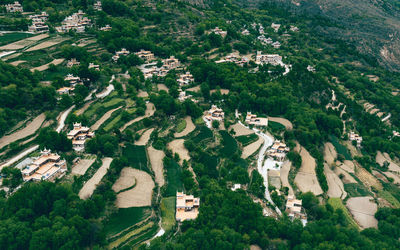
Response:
[135, 50, 155, 62]
[67, 123, 94, 152]
[245, 112, 268, 127]
[267, 140, 289, 161]
[177, 72, 194, 86]
[112, 48, 130, 62]
[21, 149, 67, 182]
[349, 131, 362, 147]
[56, 10, 91, 33]
[93, 1, 102, 11]
[255, 51, 283, 66]
[5, 1, 23, 12]
[210, 27, 227, 37]
[176, 192, 200, 222]
[286, 195, 307, 226]
[28, 12, 49, 33]
[67, 58, 80, 68]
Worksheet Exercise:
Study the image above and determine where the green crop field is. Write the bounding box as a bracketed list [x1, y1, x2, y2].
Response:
[329, 135, 352, 160]
[327, 198, 358, 229]
[192, 126, 213, 143]
[379, 190, 400, 208]
[104, 207, 152, 236]
[123, 144, 149, 173]
[103, 97, 124, 108]
[0, 32, 33, 45]
[220, 130, 238, 156]
[104, 114, 122, 131]
[268, 121, 286, 133]
[176, 119, 187, 133]
[236, 133, 258, 146]
[164, 159, 183, 197]
[161, 197, 176, 232]
[344, 183, 371, 197]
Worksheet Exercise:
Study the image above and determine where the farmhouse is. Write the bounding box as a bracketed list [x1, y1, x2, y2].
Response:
[93, 1, 102, 11]
[307, 65, 316, 72]
[112, 48, 130, 62]
[285, 195, 307, 226]
[57, 87, 74, 95]
[99, 25, 112, 31]
[271, 23, 281, 32]
[242, 29, 250, 35]
[257, 35, 273, 45]
[215, 53, 249, 67]
[290, 25, 299, 32]
[67, 123, 94, 152]
[205, 105, 224, 121]
[56, 10, 91, 33]
[272, 41, 281, 49]
[245, 112, 268, 127]
[178, 89, 197, 103]
[162, 56, 180, 70]
[28, 12, 49, 33]
[267, 140, 289, 161]
[21, 149, 67, 182]
[176, 192, 200, 222]
[64, 74, 82, 85]
[177, 72, 194, 86]
[135, 50, 155, 62]
[393, 131, 400, 137]
[210, 27, 227, 37]
[259, 25, 265, 34]
[5, 1, 23, 13]
[231, 183, 241, 191]
[255, 51, 283, 66]
[349, 131, 362, 147]
[88, 63, 100, 70]
[67, 58, 80, 67]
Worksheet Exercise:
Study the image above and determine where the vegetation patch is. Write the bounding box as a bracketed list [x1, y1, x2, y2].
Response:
[176, 119, 187, 133]
[327, 198, 359, 229]
[219, 130, 238, 156]
[192, 126, 213, 143]
[0, 32, 33, 46]
[344, 183, 371, 197]
[236, 133, 259, 147]
[104, 207, 151, 237]
[161, 197, 176, 232]
[329, 135, 352, 160]
[268, 121, 286, 133]
[123, 144, 149, 173]
[164, 158, 183, 197]
[379, 190, 400, 208]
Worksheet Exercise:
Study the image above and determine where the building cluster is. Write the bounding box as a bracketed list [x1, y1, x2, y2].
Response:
[93, 1, 102, 11]
[245, 112, 268, 127]
[140, 56, 181, 79]
[215, 53, 250, 67]
[56, 10, 91, 33]
[28, 12, 49, 33]
[67, 123, 94, 152]
[271, 23, 281, 32]
[241, 29, 250, 35]
[393, 131, 400, 137]
[176, 192, 200, 222]
[267, 140, 290, 161]
[5, 1, 23, 13]
[349, 132, 362, 147]
[112, 48, 130, 62]
[257, 35, 281, 48]
[67, 58, 80, 68]
[177, 72, 194, 86]
[134, 50, 155, 62]
[255, 51, 283, 66]
[285, 195, 307, 226]
[209, 27, 227, 37]
[21, 149, 67, 182]
[290, 25, 299, 32]
[57, 86, 75, 95]
[88, 62, 100, 71]
[64, 74, 83, 85]
[99, 24, 112, 31]
[203, 105, 224, 128]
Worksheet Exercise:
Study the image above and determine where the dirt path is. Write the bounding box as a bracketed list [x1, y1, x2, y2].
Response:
[324, 163, 346, 199]
[0, 113, 45, 149]
[30, 58, 64, 72]
[346, 197, 378, 229]
[112, 167, 137, 193]
[79, 157, 113, 200]
[120, 103, 155, 132]
[147, 146, 165, 187]
[324, 142, 337, 166]
[115, 168, 154, 208]
[91, 106, 122, 131]
[56, 105, 75, 133]
[10, 60, 26, 66]
[75, 101, 94, 116]
[72, 158, 96, 176]
[135, 128, 154, 146]
[230, 123, 254, 136]
[280, 161, 294, 196]
[241, 135, 263, 159]
[168, 139, 190, 164]
[0, 144, 39, 170]
[268, 117, 293, 130]
[294, 146, 323, 196]
[174, 116, 195, 137]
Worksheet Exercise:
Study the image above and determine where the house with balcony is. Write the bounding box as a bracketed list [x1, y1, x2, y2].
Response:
[135, 50, 155, 62]
[21, 149, 67, 182]
[177, 72, 194, 86]
[67, 123, 94, 152]
[176, 192, 200, 222]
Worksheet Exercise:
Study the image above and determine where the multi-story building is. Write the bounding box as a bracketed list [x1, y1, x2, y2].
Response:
[285, 195, 307, 226]
[21, 149, 67, 182]
[67, 58, 80, 68]
[99, 24, 112, 31]
[56, 10, 91, 33]
[267, 140, 289, 161]
[112, 48, 130, 62]
[28, 12, 49, 33]
[176, 192, 200, 222]
[245, 112, 268, 127]
[177, 72, 194, 86]
[215, 54, 249, 67]
[204, 105, 224, 122]
[162, 56, 180, 70]
[64, 74, 82, 86]
[67, 123, 94, 152]
[5, 1, 23, 13]
[210, 27, 227, 37]
[271, 23, 281, 32]
[57, 86, 75, 95]
[88, 63, 100, 71]
[349, 132, 362, 147]
[93, 1, 102, 11]
[255, 51, 283, 66]
[135, 49, 155, 62]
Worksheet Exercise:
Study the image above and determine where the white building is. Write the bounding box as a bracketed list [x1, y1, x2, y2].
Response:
[272, 41, 281, 49]
[177, 72, 194, 86]
[271, 23, 281, 32]
[94, 1, 102, 11]
[112, 48, 130, 62]
[255, 51, 283, 66]
[5, 1, 23, 13]
[245, 112, 268, 127]
[241, 29, 250, 36]
[176, 192, 200, 222]
[349, 131, 362, 147]
[67, 58, 80, 68]
[56, 10, 91, 33]
[286, 195, 307, 226]
[67, 123, 95, 152]
[210, 27, 227, 37]
[99, 24, 112, 31]
[88, 63, 100, 71]
[28, 12, 49, 33]
[135, 50, 155, 62]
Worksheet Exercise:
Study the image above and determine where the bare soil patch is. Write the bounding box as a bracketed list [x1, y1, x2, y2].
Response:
[334, 167, 357, 184]
[112, 167, 137, 193]
[157, 84, 169, 92]
[268, 117, 293, 130]
[115, 169, 154, 208]
[230, 123, 254, 136]
[137, 90, 149, 97]
[0, 113, 45, 149]
[30, 58, 64, 72]
[135, 128, 154, 146]
[346, 196, 378, 229]
[355, 163, 382, 190]
[372, 170, 388, 183]
[10, 60, 26, 66]
[79, 157, 113, 199]
[72, 158, 96, 176]
[75, 101, 93, 116]
[91, 106, 122, 131]
[294, 146, 323, 195]
[186, 85, 200, 92]
[120, 103, 155, 132]
[376, 151, 400, 173]
[339, 160, 355, 173]
[27, 33, 49, 41]
[241, 135, 263, 159]
[26, 37, 68, 52]
[383, 172, 400, 184]
[168, 139, 190, 164]
[280, 161, 294, 196]
[147, 146, 165, 187]
[324, 163, 346, 199]
[324, 142, 337, 166]
[174, 116, 195, 137]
